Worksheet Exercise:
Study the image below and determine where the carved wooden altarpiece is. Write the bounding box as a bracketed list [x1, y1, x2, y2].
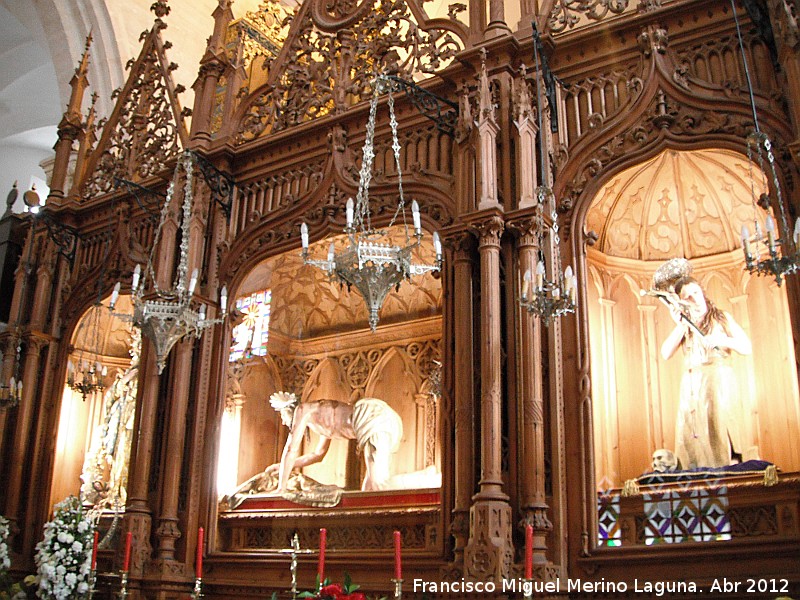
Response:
[1, 0, 800, 598]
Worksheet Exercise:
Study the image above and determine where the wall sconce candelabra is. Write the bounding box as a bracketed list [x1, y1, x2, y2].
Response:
[300, 76, 442, 331]
[110, 152, 227, 373]
[733, 0, 800, 284]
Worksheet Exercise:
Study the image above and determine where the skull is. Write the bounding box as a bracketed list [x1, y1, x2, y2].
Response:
[652, 448, 678, 473]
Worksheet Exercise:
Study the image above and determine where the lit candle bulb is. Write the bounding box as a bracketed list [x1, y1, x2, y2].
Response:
[198, 305, 206, 321]
[794, 217, 800, 246]
[110, 281, 120, 309]
[571, 274, 578, 302]
[564, 265, 574, 294]
[132, 264, 141, 292]
[188, 268, 199, 295]
[411, 200, 421, 234]
[301, 223, 309, 250]
[535, 261, 545, 290]
[346, 197, 354, 228]
[220, 285, 228, 313]
[766, 216, 776, 253]
[741, 224, 751, 257]
[433, 231, 442, 261]
[327, 242, 335, 264]
[522, 269, 532, 300]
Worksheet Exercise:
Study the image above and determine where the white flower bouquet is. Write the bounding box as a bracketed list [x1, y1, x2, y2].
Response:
[34, 497, 94, 600]
[0, 515, 10, 573]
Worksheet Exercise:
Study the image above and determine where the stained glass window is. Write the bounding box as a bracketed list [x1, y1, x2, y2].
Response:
[229, 289, 271, 361]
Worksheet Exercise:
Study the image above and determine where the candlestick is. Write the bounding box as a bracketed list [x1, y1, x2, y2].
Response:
[88, 568, 96, 600]
[118, 571, 129, 600]
[91, 530, 99, 570]
[190, 577, 203, 600]
[196, 527, 204, 579]
[122, 531, 132, 572]
[393, 530, 402, 580]
[318, 528, 327, 587]
[523, 577, 533, 600]
[524, 524, 533, 580]
[392, 578, 403, 600]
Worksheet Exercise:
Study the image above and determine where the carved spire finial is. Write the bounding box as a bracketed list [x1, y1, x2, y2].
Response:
[151, 0, 170, 19]
[76, 29, 93, 78]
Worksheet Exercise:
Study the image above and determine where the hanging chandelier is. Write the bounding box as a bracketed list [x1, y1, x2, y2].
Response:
[518, 27, 576, 326]
[519, 189, 576, 326]
[733, 0, 800, 284]
[300, 76, 442, 331]
[67, 304, 107, 400]
[110, 151, 227, 373]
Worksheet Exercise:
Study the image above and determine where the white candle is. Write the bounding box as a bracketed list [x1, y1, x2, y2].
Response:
[433, 231, 442, 260]
[346, 198, 354, 228]
[110, 281, 121, 308]
[522, 269, 532, 300]
[132, 264, 141, 292]
[220, 285, 228, 313]
[301, 223, 309, 249]
[564, 265, 574, 294]
[199, 305, 206, 321]
[328, 242, 335, 263]
[412, 200, 421, 233]
[741, 224, 751, 256]
[536, 261, 545, 290]
[766, 216, 776, 252]
[794, 217, 800, 245]
[188, 268, 199, 295]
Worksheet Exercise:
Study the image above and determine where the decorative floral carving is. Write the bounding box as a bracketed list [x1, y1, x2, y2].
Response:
[82, 30, 187, 199]
[549, 0, 631, 34]
[235, 0, 466, 143]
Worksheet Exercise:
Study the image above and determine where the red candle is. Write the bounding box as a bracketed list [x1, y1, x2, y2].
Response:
[91, 530, 99, 570]
[393, 530, 402, 580]
[524, 524, 533, 580]
[318, 528, 326, 583]
[122, 531, 132, 572]
[196, 527, 204, 579]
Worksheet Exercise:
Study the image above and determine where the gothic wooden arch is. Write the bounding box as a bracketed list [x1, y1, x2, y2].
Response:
[554, 23, 795, 228]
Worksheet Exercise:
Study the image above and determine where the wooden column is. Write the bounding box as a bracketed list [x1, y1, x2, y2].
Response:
[509, 215, 552, 572]
[465, 213, 512, 581]
[448, 231, 476, 566]
[485, 0, 510, 38]
[123, 340, 159, 576]
[0, 233, 28, 484]
[4, 241, 56, 546]
[155, 340, 193, 562]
